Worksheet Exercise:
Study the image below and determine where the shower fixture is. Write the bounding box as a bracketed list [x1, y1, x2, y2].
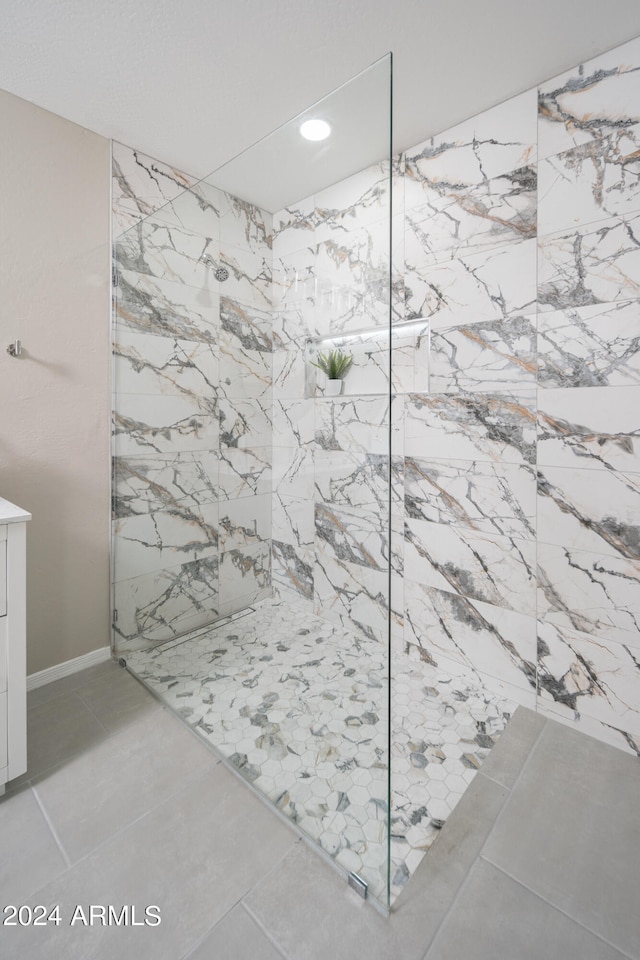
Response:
[203, 256, 229, 282]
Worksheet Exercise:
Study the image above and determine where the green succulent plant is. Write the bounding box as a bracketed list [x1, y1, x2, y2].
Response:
[311, 349, 354, 380]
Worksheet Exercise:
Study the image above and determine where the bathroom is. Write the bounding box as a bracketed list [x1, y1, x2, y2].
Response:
[1, 2, 640, 950]
[107, 37, 640, 908]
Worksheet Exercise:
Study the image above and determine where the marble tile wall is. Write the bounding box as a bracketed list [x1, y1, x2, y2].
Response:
[399, 36, 640, 755]
[271, 161, 397, 644]
[112, 33, 640, 756]
[399, 88, 540, 726]
[112, 143, 273, 650]
[535, 36, 640, 753]
[270, 35, 640, 756]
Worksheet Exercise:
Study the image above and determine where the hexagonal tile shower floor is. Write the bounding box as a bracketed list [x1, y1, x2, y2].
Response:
[125, 597, 516, 906]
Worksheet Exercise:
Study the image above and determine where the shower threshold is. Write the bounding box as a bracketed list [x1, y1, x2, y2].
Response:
[125, 597, 515, 906]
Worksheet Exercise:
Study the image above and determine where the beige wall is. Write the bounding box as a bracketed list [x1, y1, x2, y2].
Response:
[0, 89, 111, 675]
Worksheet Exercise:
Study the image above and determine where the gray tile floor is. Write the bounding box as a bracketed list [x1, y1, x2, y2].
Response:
[0, 660, 638, 959]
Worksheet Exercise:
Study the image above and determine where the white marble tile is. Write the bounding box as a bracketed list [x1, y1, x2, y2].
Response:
[115, 269, 220, 342]
[314, 553, 390, 635]
[538, 126, 640, 235]
[272, 193, 316, 259]
[272, 447, 314, 501]
[219, 241, 272, 309]
[216, 587, 272, 620]
[112, 199, 149, 238]
[114, 329, 218, 412]
[429, 313, 537, 393]
[218, 446, 271, 500]
[218, 494, 271, 551]
[538, 385, 640, 472]
[314, 451, 403, 511]
[272, 299, 316, 348]
[315, 220, 389, 290]
[218, 192, 273, 254]
[114, 395, 219, 456]
[313, 276, 392, 339]
[114, 452, 219, 516]
[404, 517, 536, 616]
[315, 502, 393, 573]
[404, 164, 537, 264]
[116, 219, 219, 290]
[219, 397, 272, 449]
[404, 456, 536, 540]
[272, 244, 316, 309]
[537, 300, 640, 388]
[314, 161, 391, 243]
[538, 35, 640, 160]
[147, 178, 223, 234]
[273, 344, 312, 400]
[538, 464, 640, 560]
[112, 142, 197, 237]
[403, 580, 537, 693]
[538, 540, 640, 647]
[315, 396, 393, 456]
[537, 619, 640, 737]
[273, 398, 314, 447]
[113, 503, 219, 580]
[272, 495, 315, 548]
[400, 648, 537, 713]
[404, 391, 536, 465]
[536, 698, 640, 756]
[124, 596, 524, 903]
[219, 542, 271, 600]
[404, 89, 537, 197]
[538, 211, 640, 312]
[405, 238, 537, 325]
[219, 297, 272, 401]
[113, 557, 219, 651]
[272, 541, 314, 603]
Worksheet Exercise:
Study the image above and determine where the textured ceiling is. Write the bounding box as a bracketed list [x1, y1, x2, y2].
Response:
[2, 0, 640, 182]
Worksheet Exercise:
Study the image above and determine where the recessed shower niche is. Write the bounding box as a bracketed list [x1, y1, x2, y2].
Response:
[111, 53, 517, 910]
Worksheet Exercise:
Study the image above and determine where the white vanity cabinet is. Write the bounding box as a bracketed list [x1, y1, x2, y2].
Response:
[0, 498, 31, 795]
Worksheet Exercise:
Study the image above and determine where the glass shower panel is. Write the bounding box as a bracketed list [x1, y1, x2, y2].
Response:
[111, 55, 393, 910]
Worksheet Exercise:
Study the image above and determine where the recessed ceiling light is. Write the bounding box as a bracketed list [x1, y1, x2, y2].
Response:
[300, 119, 331, 141]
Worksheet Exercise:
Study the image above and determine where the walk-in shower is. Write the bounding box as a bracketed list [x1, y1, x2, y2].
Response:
[111, 53, 516, 911]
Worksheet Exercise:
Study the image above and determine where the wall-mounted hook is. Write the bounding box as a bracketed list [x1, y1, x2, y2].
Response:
[7, 340, 22, 358]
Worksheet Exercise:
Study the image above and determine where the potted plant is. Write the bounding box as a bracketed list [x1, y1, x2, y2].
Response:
[311, 349, 353, 396]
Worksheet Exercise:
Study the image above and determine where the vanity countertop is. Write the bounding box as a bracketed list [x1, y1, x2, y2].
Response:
[0, 497, 31, 524]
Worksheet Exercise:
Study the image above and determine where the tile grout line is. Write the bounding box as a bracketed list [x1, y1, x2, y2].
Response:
[180, 838, 302, 960]
[418, 720, 549, 959]
[30, 784, 73, 869]
[479, 854, 639, 960]
[240, 900, 291, 960]
[76, 690, 119, 736]
[177, 893, 246, 960]
[473, 715, 549, 849]
[23, 766, 221, 904]
[239, 838, 311, 960]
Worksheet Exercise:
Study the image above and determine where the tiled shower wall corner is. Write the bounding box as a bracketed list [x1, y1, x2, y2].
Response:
[269, 35, 640, 756]
[270, 160, 396, 643]
[112, 143, 274, 650]
[111, 32, 640, 755]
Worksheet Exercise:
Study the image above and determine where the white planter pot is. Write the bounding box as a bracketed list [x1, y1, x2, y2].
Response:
[325, 379, 344, 396]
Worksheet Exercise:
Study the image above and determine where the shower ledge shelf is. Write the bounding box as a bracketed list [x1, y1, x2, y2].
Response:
[312, 316, 429, 344]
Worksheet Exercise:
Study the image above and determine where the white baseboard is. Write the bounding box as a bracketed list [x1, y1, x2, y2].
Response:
[27, 646, 112, 691]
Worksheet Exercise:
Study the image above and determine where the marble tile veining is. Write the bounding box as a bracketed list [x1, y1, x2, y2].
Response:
[538, 212, 640, 312]
[538, 36, 640, 160]
[126, 597, 516, 905]
[537, 300, 640, 388]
